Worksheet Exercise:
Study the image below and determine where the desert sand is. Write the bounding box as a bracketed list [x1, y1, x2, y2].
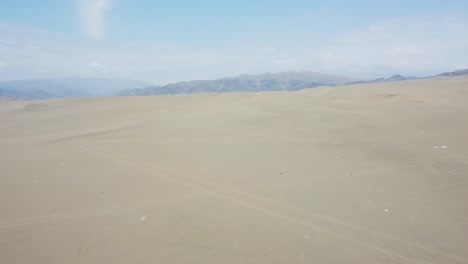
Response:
[0, 77, 467, 263]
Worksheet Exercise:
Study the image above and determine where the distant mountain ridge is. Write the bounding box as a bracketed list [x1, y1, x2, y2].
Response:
[120, 71, 363, 96]
[347, 69, 468, 85]
[0, 78, 149, 100]
[435, 69, 468, 77]
[122, 69, 468, 97]
[346, 74, 419, 85]
[1, 69, 467, 100]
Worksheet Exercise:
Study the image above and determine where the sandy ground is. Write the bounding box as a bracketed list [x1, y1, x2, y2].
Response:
[0, 76, 467, 264]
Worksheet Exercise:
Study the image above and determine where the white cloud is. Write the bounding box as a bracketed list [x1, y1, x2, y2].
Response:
[76, 0, 112, 39]
[0, 13, 467, 83]
[89, 60, 103, 69]
[291, 15, 468, 77]
[87, 60, 107, 75]
[0, 61, 7, 68]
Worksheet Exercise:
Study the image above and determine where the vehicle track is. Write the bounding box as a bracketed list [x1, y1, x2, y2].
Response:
[0, 192, 207, 230]
[74, 142, 465, 263]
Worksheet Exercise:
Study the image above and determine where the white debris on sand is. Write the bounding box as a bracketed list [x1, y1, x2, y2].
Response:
[434, 146, 448, 149]
[140, 216, 147, 221]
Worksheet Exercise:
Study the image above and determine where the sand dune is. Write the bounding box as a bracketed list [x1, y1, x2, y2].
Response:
[0, 77, 467, 264]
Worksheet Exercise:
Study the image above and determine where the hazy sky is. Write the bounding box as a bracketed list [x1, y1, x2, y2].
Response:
[0, 0, 467, 84]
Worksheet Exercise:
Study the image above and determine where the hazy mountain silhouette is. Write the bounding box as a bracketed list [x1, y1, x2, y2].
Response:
[1, 69, 467, 100]
[0, 78, 149, 100]
[120, 71, 363, 96]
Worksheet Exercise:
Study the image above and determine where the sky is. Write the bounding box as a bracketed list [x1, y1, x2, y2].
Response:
[0, 0, 467, 84]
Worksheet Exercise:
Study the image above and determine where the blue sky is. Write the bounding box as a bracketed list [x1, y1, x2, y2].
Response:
[0, 0, 467, 84]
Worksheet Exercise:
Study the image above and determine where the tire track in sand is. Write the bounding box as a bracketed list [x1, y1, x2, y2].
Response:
[0, 192, 207, 230]
[75, 142, 465, 264]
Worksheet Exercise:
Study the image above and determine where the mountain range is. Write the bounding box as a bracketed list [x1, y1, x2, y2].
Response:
[1, 69, 467, 100]
[345, 74, 418, 85]
[121, 69, 468, 96]
[435, 69, 468, 77]
[346, 69, 468, 85]
[0, 78, 149, 100]
[120, 71, 362, 96]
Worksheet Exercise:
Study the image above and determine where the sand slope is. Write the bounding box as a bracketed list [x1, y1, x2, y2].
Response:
[1, 77, 467, 263]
